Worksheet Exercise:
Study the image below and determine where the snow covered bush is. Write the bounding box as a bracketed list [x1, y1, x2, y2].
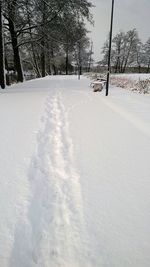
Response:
[136, 79, 150, 94]
[110, 75, 150, 94]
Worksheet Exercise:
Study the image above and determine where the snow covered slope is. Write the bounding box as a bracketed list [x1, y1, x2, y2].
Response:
[0, 76, 150, 267]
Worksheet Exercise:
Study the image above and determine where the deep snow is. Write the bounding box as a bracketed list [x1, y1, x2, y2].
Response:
[0, 76, 150, 267]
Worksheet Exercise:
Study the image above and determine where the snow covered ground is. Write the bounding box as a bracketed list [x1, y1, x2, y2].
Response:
[0, 76, 150, 267]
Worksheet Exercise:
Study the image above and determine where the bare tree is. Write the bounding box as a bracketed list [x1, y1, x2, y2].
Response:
[100, 29, 141, 73]
[3, 0, 93, 83]
[4, 0, 24, 82]
[144, 38, 150, 73]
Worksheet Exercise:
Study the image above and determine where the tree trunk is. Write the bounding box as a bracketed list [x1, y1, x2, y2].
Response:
[122, 39, 133, 73]
[8, 18, 24, 82]
[115, 59, 119, 73]
[51, 47, 57, 75]
[47, 46, 51, 75]
[0, 0, 5, 89]
[25, 0, 41, 78]
[79, 65, 82, 75]
[138, 65, 141, 73]
[40, 1, 46, 77]
[5, 56, 10, 85]
[32, 50, 41, 78]
[88, 41, 93, 72]
[53, 64, 57, 75]
[78, 42, 81, 80]
[41, 39, 46, 77]
[147, 58, 150, 73]
[65, 50, 69, 75]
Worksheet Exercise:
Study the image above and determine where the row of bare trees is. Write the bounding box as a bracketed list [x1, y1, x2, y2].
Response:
[0, 0, 93, 89]
[99, 29, 150, 73]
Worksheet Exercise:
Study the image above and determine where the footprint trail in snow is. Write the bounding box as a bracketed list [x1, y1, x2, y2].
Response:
[27, 90, 90, 267]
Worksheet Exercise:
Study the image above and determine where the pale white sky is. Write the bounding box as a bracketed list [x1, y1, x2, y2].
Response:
[87, 0, 150, 62]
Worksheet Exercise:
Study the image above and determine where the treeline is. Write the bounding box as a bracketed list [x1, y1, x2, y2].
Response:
[0, 0, 93, 89]
[99, 29, 150, 74]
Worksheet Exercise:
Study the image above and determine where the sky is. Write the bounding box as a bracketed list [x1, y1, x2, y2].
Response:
[87, 0, 150, 62]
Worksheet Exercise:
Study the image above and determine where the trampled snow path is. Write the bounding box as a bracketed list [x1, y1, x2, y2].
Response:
[28, 91, 88, 267]
[9, 90, 91, 267]
[0, 76, 150, 267]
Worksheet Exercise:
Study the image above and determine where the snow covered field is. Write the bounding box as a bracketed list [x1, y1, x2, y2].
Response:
[0, 76, 150, 267]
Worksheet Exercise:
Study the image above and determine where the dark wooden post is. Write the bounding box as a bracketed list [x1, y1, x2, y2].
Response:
[106, 0, 115, 96]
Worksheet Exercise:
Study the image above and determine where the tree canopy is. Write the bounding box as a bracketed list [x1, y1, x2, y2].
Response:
[0, 0, 93, 88]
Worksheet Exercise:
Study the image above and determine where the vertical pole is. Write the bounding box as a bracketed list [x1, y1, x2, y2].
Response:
[106, 0, 115, 96]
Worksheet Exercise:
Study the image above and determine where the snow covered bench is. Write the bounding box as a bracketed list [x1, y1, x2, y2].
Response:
[90, 79, 106, 92]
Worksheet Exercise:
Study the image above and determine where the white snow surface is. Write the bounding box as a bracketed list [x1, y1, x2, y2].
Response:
[0, 76, 150, 267]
